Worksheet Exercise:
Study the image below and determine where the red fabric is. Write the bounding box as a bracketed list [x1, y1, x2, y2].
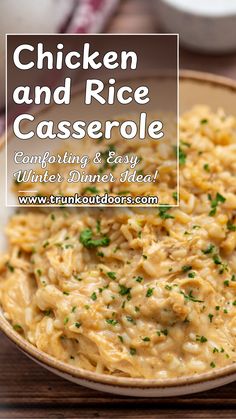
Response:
[66, 0, 119, 33]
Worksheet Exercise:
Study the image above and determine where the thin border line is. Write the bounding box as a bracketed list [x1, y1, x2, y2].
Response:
[5, 33, 179, 207]
[5, 35, 8, 208]
[18, 190, 38, 193]
[6, 33, 179, 36]
[177, 33, 180, 206]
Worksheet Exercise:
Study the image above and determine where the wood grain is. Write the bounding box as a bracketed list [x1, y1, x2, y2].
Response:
[0, 409, 236, 419]
[1, 0, 236, 418]
[1, 331, 236, 417]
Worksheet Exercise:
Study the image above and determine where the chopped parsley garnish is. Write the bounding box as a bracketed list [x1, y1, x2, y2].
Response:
[180, 290, 203, 303]
[44, 309, 52, 316]
[172, 192, 178, 201]
[212, 254, 228, 274]
[216, 193, 226, 202]
[90, 292, 97, 301]
[146, 288, 154, 297]
[208, 313, 214, 323]
[209, 193, 226, 216]
[51, 214, 55, 221]
[126, 316, 136, 324]
[188, 272, 196, 278]
[196, 335, 207, 343]
[75, 322, 81, 328]
[142, 254, 147, 260]
[6, 262, 14, 272]
[113, 245, 120, 253]
[202, 244, 215, 254]
[142, 337, 151, 342]
[165, 285, 172, 291]
[64, 317, 69, 325]
[227, 220, 236, 231]
[130, 347, 136, 355]
[157, 329, 168, 337]
[106, 319, 118, 326]
[203, 163, 210, 172]
[71, 306, 77, 313]
[118, 190, 130, 195]
[135, 276, 143, 283]
[36, 269, 42, 276]
[179, 147, 187, 165]
[233, 301, 236, 306]
[96, 220, 101, 233]
[182, 265, 192, 273]
[180, 140, 191, 148]
[158, 206, 174, 220]
[118, 335, 124, 343]
[213, 254, 222, 265]
[13, 324, 23, 332]
[210, 361, 216, 368]
[200, 119, 208, 125]
[63, 291, 70, 296]
[73, 274, 82, 281]
[65, 244, 74, 249]
[83, 186, 99, 194]
[79, 228, 110, 249]
[107, 271, 116, 280]
[119, 285, 131, 296]
[224, 280, 229, 287]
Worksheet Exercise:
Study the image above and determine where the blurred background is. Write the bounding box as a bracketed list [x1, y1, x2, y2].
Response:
[1, 0, 236, 132]
[109, 0, 236, 76]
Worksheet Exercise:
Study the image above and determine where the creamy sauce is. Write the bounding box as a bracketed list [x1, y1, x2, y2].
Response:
[0, 106, 236, 378]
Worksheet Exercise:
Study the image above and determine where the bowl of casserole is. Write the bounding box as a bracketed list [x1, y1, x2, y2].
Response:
[0, 70, 236, 397]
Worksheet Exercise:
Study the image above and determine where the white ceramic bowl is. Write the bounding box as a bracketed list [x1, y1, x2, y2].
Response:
[1, 71, 236, 397]
[154, 0, 236, 53]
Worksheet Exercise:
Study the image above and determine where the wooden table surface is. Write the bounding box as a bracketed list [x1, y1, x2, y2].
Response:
[1, 330, 236, 419]
[1, 1, 236, 418]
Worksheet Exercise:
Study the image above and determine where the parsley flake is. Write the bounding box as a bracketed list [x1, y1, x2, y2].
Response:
[79, 228, 110, 249]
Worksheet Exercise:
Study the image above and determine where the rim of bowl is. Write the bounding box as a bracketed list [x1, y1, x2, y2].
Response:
[1, 69, 236, 389]
[159, 0, 236, 18]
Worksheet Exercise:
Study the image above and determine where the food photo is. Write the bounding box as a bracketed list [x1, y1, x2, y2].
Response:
[0, 1, 236, 419]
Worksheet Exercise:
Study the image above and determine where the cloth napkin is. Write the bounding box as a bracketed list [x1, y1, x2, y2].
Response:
[67, 0, 119, 33]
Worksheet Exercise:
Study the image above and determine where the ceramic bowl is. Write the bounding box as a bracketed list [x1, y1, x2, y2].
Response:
[154, 0, 236, 53]
[0, 71, 236, 397]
